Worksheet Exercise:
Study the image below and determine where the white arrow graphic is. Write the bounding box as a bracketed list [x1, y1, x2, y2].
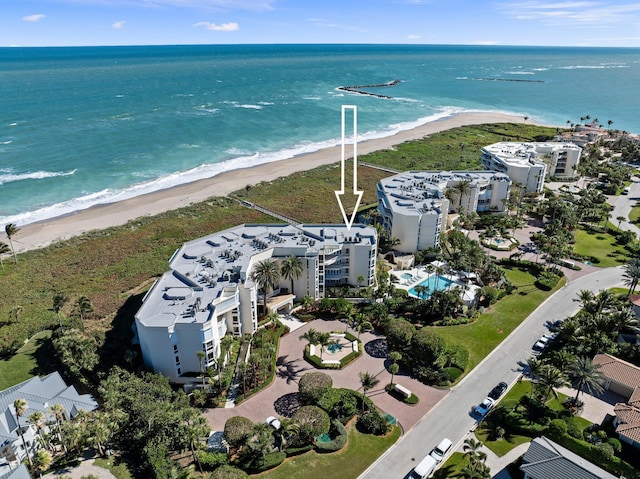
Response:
[334, 105, 363, 231]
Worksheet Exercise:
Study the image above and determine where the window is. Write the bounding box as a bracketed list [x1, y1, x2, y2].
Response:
[177, 368, 182, 375]
[173, 344, 178, 353]
[175, 355, 180, 365]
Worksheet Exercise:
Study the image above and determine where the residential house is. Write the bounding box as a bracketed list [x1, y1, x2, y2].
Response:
[520, 436, 618, 479]
[376, 170, 511, 253]
[134, 223, 377, 383]
[593, 353, 640, 449]
[0, 373, 98, 472]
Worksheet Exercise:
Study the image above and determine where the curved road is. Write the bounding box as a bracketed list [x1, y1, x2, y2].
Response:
[360, 266, 624, 479]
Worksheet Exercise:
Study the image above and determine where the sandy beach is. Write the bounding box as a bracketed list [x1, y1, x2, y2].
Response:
[14, 111, 533, 253]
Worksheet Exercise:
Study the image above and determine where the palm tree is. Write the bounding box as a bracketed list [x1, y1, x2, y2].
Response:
[316, 332, 332, 359]
[454, 180, 472, 212]
[5, 223, 20, 264]
[13, 398, 33, 468]
[76, 296, 93, 331]
[0, 241, 10, 268]
[565, 356, 605, 401]
[280, 255, 303, 296]
[48, 404, 66, 452]
[414, 284, 428, 300]
[251, 259, 280, 315]
[28, 411, 46, 448]
[359, 371, 380, 411]
[32, 449, 52, 478]
[524, 356, 541, 398]
[537, 364, 569, 402]
[622, 258, 640, 296]
[352, 313, 372, 339]
[52, 292, 68, 328]
[463, 437, 487, 465]
[616, 215, 626, 231]
[299, 328, 320, 347]
[197, 350, 207, 388]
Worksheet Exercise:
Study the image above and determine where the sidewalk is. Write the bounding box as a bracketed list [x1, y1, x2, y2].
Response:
[483, 442, 530, 479]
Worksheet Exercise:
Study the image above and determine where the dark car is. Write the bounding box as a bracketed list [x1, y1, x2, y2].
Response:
[488, 381, 508, 400]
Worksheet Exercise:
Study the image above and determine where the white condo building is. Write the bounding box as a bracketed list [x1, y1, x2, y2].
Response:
[377, 171, 511, 253]
[481, 142, 582, 193]
[134, 223, 377, 383]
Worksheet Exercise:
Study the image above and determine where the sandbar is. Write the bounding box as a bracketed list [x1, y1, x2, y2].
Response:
[14, 111, 538, 253]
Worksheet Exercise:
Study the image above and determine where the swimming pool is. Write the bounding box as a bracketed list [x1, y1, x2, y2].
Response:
[401, 272, 413, 280]
[408, 274, 454, 298]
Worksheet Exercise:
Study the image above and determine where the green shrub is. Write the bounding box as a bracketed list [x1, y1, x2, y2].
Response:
[535, 271, 560, 290]
[315, 420, 348, 453]
[243, 452, 286, 473]
[608, 437, 622, 454]
[548, 419, 568, 436]
[210, 465, 248, 479]
[299, 372, 333, 405]
[318, 388, 358, 424]
[595, 442, 615, 461]
[356, 410, 390, 436]
[196, 451, 229, 470]
[565, 417, 584, 439]
[443, 366, 464, 383]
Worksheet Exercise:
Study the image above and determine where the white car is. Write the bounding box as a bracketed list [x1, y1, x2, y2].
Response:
[265, 416, 281, 430]
[475, 397, 495, 416]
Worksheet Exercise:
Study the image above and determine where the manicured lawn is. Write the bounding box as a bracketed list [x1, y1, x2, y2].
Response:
[93, 457, 133, 479]
[433, 451, 466, 479]
[573, 228, 628, 267]
[629, 203, 640, 225]
[431, 268, 564, 373]
[259, 425, 401, 479]
[0, 330, 52, 390]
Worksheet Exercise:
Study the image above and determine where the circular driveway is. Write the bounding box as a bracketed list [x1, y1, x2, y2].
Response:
[203, 319, 447, 434]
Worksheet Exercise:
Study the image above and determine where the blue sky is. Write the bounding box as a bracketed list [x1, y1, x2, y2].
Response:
[3, 0, 640, 47]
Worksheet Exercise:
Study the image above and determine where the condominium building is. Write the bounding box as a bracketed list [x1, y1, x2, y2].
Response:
[134, 223, 377, 383]
[0, 373, 98, 474]
[481, 141, 582, 193]
[377, 171, 511, 253]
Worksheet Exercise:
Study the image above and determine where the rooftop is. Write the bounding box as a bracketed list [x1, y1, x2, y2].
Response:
[593, 353, 640, 391]
[521, 436, 617, 479]
[378, 170, 510, 216]
[136, 223, 377, 328]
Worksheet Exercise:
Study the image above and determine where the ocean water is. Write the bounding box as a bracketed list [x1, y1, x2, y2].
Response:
[1, 44, 640, 226]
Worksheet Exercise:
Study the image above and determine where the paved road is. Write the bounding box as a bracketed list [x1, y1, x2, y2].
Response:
[360, 266, 624, 479]
[611, 173, 640, 237]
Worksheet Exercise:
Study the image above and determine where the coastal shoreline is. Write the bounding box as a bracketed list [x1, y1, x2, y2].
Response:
[14, 111, 539, 253]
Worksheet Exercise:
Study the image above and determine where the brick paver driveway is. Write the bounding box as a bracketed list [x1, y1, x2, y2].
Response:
[203, 319, 447, 434]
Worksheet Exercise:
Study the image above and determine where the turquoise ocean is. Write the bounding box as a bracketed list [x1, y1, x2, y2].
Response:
[1, 44, 639, 226]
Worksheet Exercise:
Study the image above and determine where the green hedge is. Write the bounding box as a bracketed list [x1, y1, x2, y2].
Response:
[315, 420, 348, 453]
[285, 444, 314, 457]
[239, 451, 286, 473]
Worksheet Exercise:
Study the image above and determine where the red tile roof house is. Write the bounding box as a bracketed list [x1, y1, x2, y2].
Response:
[629, 294, 640, 319]
[593, 353, 640, 448]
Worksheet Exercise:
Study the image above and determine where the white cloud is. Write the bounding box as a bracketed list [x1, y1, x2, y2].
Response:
[407, 34, 422, 39]
[112, 20, 125, 29]
[22, 14, 46, 22]
[500, 1, 640, 25]
[194, 21, 239, 31]
[41, 0, 275, 10]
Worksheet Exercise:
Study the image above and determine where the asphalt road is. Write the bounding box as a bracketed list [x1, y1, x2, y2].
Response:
[611, 173, 640, 236]
[360, 265, 625, 479]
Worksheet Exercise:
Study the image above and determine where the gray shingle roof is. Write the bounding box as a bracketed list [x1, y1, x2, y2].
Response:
[520, 436, 617, 479]
[0, 372, 98, 446]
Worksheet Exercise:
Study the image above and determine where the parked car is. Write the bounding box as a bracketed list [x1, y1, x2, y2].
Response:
[475, 397, 495, 416]
[488, 382, 508, 400]
[411, 454, 438, 479]
[429, 438, 453, 463]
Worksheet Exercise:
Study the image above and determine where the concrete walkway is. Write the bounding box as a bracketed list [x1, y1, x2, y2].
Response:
[483, 442, 530, 479]
[43, 453, 116, 479]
